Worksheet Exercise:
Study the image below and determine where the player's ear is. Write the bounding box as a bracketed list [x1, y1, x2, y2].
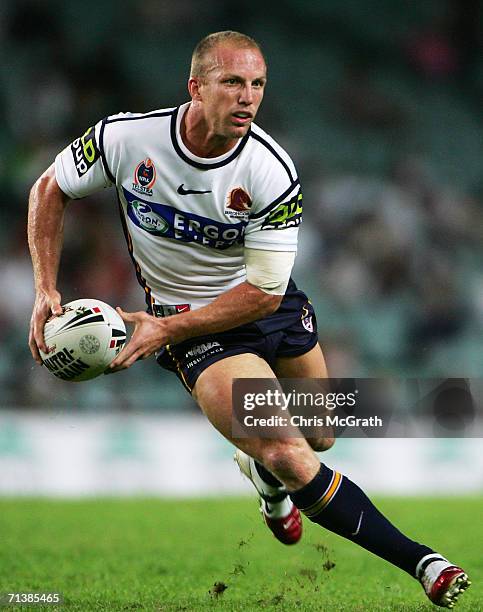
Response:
[188, 77, 203, 101]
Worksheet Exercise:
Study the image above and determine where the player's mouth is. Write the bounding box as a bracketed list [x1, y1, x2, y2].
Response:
[231, 111, 253, 126]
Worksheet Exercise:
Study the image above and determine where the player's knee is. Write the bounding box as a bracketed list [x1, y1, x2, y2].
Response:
[307, 436, 336, 452]
[260, 441, 306, 479]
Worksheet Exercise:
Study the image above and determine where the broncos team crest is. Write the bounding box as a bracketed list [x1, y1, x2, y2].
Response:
[133, 158, 156, 196]
[225, 187, 252, 219]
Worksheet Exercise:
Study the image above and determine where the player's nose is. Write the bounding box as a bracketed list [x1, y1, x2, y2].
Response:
[239, 84, 254, 105]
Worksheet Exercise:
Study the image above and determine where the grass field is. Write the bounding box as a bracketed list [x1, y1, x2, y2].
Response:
[0, 497, 481, 611]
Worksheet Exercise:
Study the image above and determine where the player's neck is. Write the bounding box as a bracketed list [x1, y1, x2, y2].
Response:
[182, 104, 238, 158]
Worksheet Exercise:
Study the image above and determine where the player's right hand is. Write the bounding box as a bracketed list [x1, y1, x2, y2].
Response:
[29, 289, 63, 364]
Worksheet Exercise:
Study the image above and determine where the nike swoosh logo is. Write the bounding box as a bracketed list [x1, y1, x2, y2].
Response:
[351, 511, 364, 536]
[177, 184, 212, 195]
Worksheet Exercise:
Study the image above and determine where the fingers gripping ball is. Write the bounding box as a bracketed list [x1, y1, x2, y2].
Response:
[39, 299, 126, 382]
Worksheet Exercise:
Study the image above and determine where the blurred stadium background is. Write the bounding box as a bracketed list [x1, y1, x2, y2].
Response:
[0, 0, 482, 497]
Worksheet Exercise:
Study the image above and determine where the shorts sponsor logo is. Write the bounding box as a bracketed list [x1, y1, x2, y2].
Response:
[261, 192, 303, 230]
[124, 188, 246, 249]
[133, 158, 156, 196]
[225, 187, 252, 219]
[70, 126, 100, 177]
[185, 341, 224, 368]
[185, 341, 221, 358]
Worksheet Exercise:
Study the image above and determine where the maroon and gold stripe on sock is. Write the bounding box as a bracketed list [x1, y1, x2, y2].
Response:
[300, 470, 343, 518]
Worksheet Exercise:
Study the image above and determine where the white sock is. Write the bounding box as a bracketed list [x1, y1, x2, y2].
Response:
[261, 496, 294, 519]
[416, 553, 450, 585]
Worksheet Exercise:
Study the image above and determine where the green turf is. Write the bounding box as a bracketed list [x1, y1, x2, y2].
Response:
[0, 497, 481, 611]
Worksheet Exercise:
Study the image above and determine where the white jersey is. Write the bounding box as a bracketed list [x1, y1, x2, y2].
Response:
[55, 102, 302, 310]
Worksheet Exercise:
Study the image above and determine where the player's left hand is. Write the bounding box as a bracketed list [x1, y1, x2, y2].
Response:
[107, 307, 170, 373]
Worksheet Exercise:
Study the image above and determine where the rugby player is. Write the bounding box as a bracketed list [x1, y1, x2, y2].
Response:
[28, 31, 469, 608]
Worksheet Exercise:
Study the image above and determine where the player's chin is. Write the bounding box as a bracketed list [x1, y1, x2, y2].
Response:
[227, 123, 251, 138]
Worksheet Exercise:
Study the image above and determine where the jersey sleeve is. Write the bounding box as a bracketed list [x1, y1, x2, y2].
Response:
[54, 120, 112, 199]
[244, 136, 302, 252]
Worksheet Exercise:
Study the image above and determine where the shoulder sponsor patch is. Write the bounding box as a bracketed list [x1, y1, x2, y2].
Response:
[261, 192, 303, 230]
[70, 126, 100, 177]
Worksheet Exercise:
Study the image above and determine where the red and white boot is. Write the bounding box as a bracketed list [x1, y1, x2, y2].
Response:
[234, 449, 302, 545]
[417, 554, 471, 608]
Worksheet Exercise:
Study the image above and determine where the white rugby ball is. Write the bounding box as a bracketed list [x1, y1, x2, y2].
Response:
[39, 299, 127, 382]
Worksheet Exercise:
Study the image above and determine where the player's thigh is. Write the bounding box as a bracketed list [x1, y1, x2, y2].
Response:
[274, 342, 328, 378]
[193, 352, 273, 457]
[274, 343, 335, 452]
[192, 353, 312, 464]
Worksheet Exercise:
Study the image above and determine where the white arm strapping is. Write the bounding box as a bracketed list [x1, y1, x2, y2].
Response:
[244, 248, 296, 295]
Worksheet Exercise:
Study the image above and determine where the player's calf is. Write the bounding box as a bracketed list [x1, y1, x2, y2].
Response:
[288, 463, 471, 607]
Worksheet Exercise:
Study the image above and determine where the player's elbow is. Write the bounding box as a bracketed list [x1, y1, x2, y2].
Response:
[251, 286, 283, 316]
[263, 293, 283, 316]
[30, 164, 70, 205]
[31, 164, 54, 192]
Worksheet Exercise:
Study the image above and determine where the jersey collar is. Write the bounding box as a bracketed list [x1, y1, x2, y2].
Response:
[170, 102, 250, 170]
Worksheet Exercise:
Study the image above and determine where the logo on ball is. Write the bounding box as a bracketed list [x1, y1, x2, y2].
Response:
[79, 334, 101, 354]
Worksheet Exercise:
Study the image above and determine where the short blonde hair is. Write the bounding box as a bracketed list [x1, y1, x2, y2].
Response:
[190, 31, 265, 79]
